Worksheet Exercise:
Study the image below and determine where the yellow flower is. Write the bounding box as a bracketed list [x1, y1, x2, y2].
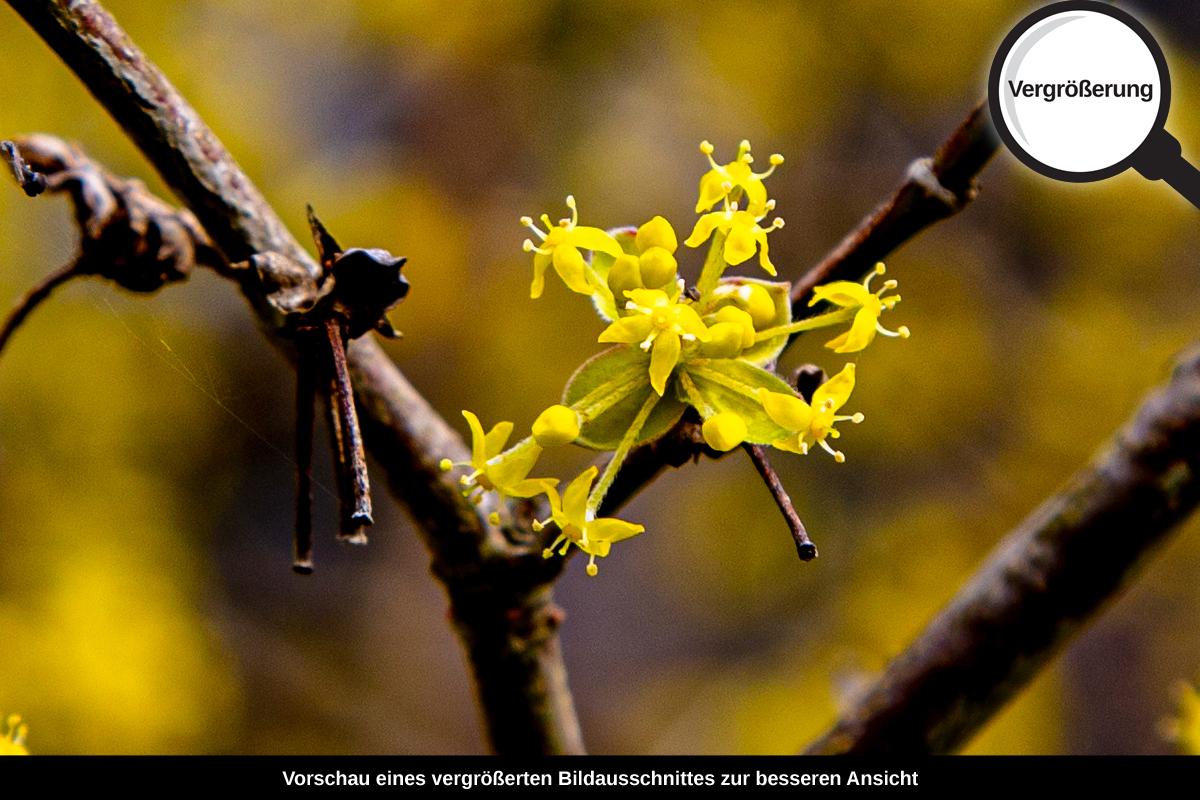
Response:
[442, 411, 558, 502]
[1, 715, 28, 756]
[598, 287, 711, 396]
[696, 140, 783, 216]
[809, 263, 909, 353]
[757, 363, 863, 462]
[522, 196, 624, 299]
[684, 203, 784, 276]
[538, 466, 644, 576]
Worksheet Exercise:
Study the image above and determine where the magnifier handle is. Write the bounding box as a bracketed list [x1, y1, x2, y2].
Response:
[1132, 129, 1200, 212]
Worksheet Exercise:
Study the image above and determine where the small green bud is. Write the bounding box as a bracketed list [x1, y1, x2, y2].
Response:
[697, 322, 746, 359]
[702, 412, 747, 452]
[532, 404, 581, 447]
[638, 247, 677, 289]
[636, 215, 678, 254]
[607, 254, 643, 302]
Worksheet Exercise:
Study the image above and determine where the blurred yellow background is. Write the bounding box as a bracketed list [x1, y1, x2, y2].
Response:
[1, 0, 1199, 754]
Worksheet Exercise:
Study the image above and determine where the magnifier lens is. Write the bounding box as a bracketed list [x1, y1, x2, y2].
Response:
[996, 10, 1163, 175]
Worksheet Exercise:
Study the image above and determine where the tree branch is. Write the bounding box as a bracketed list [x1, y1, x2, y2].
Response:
[804, 343, 1200, 754]
[5, 0, 582, 754]
[789, 100, 999, 314]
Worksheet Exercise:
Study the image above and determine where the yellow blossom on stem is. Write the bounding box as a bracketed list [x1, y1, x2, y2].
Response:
[1, 715, 28, 755]
[809, 262, 909, 353]
[685, 201, 784, 276]
[443, 411, 558, 502]
[522, 196, 623, 299]
[696, 140, 783, 215]
[538, 466, 644, 576]
[757, 363, 863, 462]
[598, 287, 711, 395]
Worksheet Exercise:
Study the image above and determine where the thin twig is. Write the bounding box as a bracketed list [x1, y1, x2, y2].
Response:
[804, 343, 1200, 754]
[0, 259, 79, 356]
[742, 443, 816, 561]
[7, 0, 583, 755]
[325, 318, 371, 539]
[790, 100, 999, 315]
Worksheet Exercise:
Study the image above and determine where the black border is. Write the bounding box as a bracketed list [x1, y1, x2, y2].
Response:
[988, 0, 1172, 182]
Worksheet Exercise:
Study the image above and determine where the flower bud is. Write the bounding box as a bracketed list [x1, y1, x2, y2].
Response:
[702, 412, 747, 452]
[741, 283, 777, 329]
[638, 246, 677, 289]
[697, 322, 746, 359]
[635, 215, 678, 254]
[607, 254, 643, 302]
[714, 306, 756, 349]
[532, 404, 581, 447]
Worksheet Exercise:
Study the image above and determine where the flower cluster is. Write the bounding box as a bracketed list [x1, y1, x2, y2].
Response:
[445, 141, 910, 575]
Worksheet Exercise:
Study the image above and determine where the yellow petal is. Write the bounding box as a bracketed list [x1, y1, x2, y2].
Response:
[755, 228, 777, 276]
[813, 363, 856, 412]
[810, 281, 870, 308]
[598, 315, 653, 344]
[484, 420, 514, 459]
[725, 160, 752, 184]
[552, 244, 594, 295]
[741, 177, 768, 216]
[649, 331, 681, 396]
[828, 306, 879, 353]
[509, 477, 560, 498]
[625, 288, 669, 309]
[685, 212, 724, 248]
[545, 486, 563, 518]
[563, 467, 597, 528]
[487, 442, 542, 491]
[566, 226, 624, 257]
[588, 518, 645, 544]
[696, 171, 729, 212]
[758, 389, 814, 431]
[582, 539, 612, 558]
[673, 304, 712, 341]
[723, 222, 757, 265]
[462, 410, 487, 467]
[771, 435, 808, 455]
[530, 251, 553, 299]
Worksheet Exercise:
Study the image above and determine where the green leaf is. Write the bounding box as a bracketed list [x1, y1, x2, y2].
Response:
[564, 345, 687, 450]
[682, 359, 795, 445]
[707, 277, 792, 366]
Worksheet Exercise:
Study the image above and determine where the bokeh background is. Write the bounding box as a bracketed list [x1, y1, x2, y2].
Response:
[2, 0, 1200, 754]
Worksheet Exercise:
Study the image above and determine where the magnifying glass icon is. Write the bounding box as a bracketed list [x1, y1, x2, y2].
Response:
[989, 1, 1200, 209]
